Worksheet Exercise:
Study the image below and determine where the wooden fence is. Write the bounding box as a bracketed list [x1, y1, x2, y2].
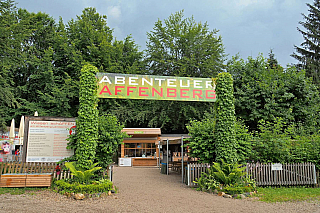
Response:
[186, 163, 210, 187]
[185, 162, 318, 187]
[247, 163, 317, 186]
[0, 162, 114, 181]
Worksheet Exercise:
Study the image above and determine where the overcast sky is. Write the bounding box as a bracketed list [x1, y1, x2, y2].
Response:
[14, 0, 314, 67]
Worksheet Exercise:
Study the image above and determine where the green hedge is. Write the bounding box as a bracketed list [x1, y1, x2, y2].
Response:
[52, 179, 113, 194]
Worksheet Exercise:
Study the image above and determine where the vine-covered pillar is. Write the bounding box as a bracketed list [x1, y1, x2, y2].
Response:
[75, 64, 99, 169]
[214, 72, 237, 163]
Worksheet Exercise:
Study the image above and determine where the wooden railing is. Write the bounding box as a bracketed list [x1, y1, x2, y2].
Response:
[246, 162, 317, 186]
[0, 162, 114, 181]
[186, 163, 210, 187]
[185, 162, 318, 187]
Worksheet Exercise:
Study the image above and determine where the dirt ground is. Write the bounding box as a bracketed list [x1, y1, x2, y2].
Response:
[0, 167, 319, 213]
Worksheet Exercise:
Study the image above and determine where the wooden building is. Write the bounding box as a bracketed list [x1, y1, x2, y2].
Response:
[120, 128, 161, 167]
[119, 129, 191, 167]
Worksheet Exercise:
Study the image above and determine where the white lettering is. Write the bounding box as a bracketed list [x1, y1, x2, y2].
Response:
[142, 78, 153, 86]
[194, 80, 202, 88]
[180, 80, 190, 88]
[167, 79, 176, 87]
[99, 76, 112, 84]
[206, 81, 213, 89]
[129, 77, 138, 85]
[115, 76, 125, 84]
[155, 78, 165, 86]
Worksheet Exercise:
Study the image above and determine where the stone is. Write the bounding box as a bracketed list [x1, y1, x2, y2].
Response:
[232, 194, 238, 198]
[223, 194, 232, 198]
[111, 190, 116, 193]
[208, 188, 213, 193]
[213, 189, 218, 194]
[74, 193, 85, 200]
[244, 192, 250, 197]
[108, 191, 112, 196]
[114, 196, 118, 199]
[218, 191, 225, 196]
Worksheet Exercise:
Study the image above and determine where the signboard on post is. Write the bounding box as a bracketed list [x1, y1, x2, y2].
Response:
[96, 73, 216, 102]
[271, 163, 283, 171]
[24, 117, 75, 162]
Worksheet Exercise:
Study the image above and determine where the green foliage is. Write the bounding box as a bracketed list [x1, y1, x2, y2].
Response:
[234, 120, 252, 163]
[210, 160, 246, 185]
[292, 1, 320, 87]
[251, 118, 320, 169]
[223, 185, 253, 195]
[52, 179, 113, 194]
[194, 171, 220, 192]
[251, 118, 292, 163]
[215, 72, 237, 163]
[70, 64, 99, 170]
[228, 55, 320, 132]
[186, 113, 216, 163]
[96, 114, 128, 169]
[65, 161, 102, 184]
[145, 10, 225, 77]
[255, 187, 320, 202]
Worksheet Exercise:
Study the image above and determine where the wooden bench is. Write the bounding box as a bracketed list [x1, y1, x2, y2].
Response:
[0, 173, 52, 187]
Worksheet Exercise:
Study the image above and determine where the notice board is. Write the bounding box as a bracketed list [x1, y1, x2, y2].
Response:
[23, 117, 75, 162]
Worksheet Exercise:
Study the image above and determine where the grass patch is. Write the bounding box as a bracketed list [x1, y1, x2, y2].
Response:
[254, 187, 320, 202]
[0, 187, 46, 195]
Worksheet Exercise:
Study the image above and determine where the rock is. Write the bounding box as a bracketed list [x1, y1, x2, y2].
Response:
[208, 188, 213, 193]
[244, 192, 250, 197]
[240, 194, 246, 199]
[108, 191, 112, 196]
[218, 191, 225, 196]
[111, 190, 116, 193]
[114, 196, 118, 199]
[213, 189, 218, 194]
[74, 193, 85, 200]
[232, 194, 238, 198]
[223, 194, 232, 198]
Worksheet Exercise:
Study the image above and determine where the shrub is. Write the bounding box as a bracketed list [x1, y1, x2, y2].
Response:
[52, 179, 113, 194]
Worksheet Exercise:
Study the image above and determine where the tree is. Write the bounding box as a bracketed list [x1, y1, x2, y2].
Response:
[96, 114, 127, 169]
[146, 10, 225, 77]
[0, 0, 19, 129]
[228, 55, 320, 132]
[292, 0, 320, 86]
[186, 113, 216, 163]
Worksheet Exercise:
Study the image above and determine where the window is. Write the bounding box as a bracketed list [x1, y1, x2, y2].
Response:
[124, 143, 156, 157]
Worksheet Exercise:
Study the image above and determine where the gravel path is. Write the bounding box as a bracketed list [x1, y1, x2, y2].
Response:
[0, 166, 319, 213]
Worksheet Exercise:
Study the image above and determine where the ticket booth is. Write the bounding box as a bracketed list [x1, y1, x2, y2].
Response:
[120, 128, 161, 167]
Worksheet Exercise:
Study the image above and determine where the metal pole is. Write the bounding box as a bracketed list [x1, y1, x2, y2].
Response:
[167, 138, 169, 175]
[158, 141, 161, 169]
[181, 136, 184, 183]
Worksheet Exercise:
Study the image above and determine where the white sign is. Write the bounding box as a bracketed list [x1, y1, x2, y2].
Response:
[119, 158, 132, 167]
[26, 121, 75, 162]
[271, 163, 283, 171]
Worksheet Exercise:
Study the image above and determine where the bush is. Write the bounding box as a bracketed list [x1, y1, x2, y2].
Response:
[52, 179, 113, 194]
[223, 185, 254, 195]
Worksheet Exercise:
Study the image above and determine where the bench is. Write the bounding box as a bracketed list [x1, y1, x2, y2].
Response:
[0, 173, 52, 187]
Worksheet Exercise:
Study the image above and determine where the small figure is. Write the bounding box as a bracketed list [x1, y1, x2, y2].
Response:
[15, 149, 20, 156]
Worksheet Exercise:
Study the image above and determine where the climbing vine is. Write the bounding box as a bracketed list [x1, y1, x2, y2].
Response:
[214, 72, 237, 163]
[72, 64, 99, 169]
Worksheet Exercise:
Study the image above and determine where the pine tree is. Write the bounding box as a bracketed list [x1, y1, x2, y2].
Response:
[292, 0, 320, 86]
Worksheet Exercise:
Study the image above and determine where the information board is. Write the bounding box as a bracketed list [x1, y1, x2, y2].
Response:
[26, 121, 75, 162]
